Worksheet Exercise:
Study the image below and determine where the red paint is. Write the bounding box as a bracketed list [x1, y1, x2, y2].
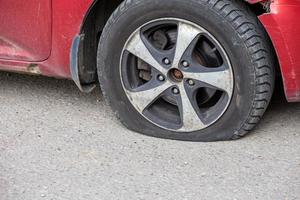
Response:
[0, 0, 299, 102]
[0, 0, 52, 61]
[259, 0, 300, 101]
[0, 0, 94, 78]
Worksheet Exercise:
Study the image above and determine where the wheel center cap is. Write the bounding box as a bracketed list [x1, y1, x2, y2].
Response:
[168, 68, 184, 82]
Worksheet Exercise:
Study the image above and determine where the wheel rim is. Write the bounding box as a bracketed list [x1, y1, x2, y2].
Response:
[120, 18, 234, 132]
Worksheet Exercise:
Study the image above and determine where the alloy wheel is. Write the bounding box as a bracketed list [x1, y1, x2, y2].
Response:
[120, 18, 234, 132]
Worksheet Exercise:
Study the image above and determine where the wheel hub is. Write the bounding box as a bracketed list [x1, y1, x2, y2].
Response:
[168, 68, 184, 82]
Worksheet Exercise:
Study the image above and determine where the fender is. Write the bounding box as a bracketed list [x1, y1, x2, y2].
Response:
[259, 0, 300, 102]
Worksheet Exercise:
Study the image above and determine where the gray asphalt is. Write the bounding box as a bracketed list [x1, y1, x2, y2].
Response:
[0, 72, 299, 200]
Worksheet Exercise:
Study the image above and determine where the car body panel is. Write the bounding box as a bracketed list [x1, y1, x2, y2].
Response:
[0, 0, 94, 78]
[259, 0, 300, 101]
[0, 0, 299, 102]
[0, 0, 52, 62]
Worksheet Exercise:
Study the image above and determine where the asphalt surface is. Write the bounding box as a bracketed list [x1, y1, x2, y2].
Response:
[0, 72, 299, 200]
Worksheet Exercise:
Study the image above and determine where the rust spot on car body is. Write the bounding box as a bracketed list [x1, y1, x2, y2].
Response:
[27, 64, 41, 74]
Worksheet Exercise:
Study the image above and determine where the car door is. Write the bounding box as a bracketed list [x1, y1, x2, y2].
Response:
[0, 0, 52, 62]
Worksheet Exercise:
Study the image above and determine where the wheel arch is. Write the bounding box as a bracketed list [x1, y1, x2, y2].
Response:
[71, 0, 123, 92]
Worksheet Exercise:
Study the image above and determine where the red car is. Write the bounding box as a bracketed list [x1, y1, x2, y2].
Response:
[1, 0, 299, 141]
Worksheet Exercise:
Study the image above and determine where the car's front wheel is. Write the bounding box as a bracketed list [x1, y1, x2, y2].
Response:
[98, 0, 275, 141]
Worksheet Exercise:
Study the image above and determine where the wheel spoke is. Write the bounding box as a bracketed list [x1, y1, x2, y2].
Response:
[125, 31, 167, 74]
[172, 22, 203, 69]
[125, 81, 173, 113]
[184, 69, 233, 96]
[178, 83, 205, 131]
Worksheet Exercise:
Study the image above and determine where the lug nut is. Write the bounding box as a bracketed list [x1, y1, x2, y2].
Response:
[158, 75, 165, 81]
[163, 58, 171, 65]
[182, 61, 189, 68]
[172, 88, 180, 94]
[188, 79, 195, 86]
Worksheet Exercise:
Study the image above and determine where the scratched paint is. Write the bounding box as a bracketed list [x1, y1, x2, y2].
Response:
[0, 0, 52, 62]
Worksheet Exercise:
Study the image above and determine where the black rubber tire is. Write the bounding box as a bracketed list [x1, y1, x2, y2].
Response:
[97, 0, 275, 141]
